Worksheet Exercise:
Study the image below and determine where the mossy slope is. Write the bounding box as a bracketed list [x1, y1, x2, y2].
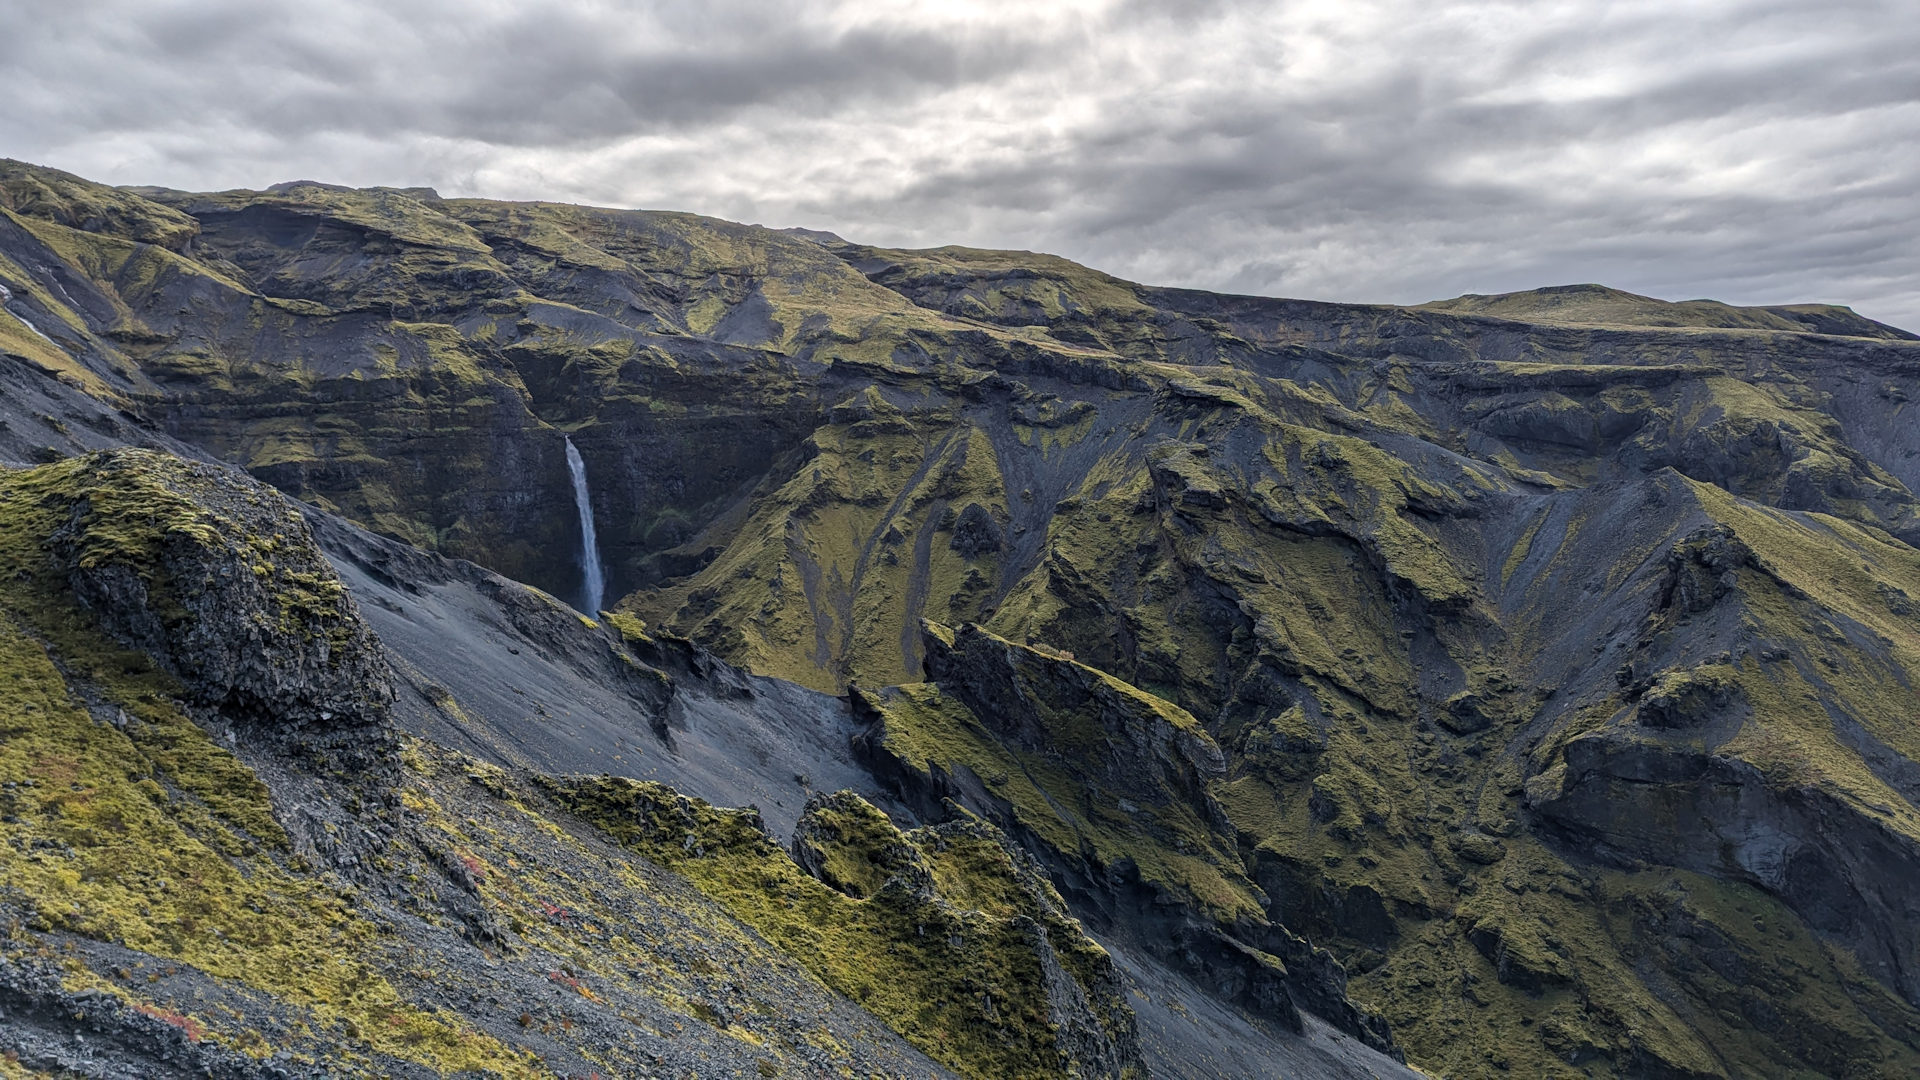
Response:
[852, 624, 1400, 1060]
[0, 449, 1026, 1077]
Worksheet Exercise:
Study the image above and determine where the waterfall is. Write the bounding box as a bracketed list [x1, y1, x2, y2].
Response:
[564, 436, 606, 614]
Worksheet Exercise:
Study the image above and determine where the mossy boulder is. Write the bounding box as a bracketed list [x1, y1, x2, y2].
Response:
[1664, 524, 1755, 614]
[1436, 690, 1494, 735]
[791, 788, 935, 899]
[13, 449, 393, 732]
[1461, 910, 1574, 994]
[1637, 665, 1741, 729]
[1238, 706, 1326, 781]
[949, 501, 1005, 558]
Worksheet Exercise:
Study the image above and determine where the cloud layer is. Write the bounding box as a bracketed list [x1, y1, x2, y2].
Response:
[4, 0, 1916, 327]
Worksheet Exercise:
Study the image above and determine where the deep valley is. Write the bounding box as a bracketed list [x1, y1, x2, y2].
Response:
[3, 158, 1920, 1078]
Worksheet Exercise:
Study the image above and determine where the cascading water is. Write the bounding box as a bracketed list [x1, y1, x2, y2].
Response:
[564, 436, 606, 614]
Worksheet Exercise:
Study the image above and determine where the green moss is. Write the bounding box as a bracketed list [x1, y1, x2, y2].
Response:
[1350, 838, 1920, 1078]
[382, 321, 496, 387]
[1501, 506, 1548, 588]
[0, 606, 536, 1077]
[1418, 283, 1897, 338]
[0, 305, 108, 398]
[11, 163, 1920, 1077]
[4, 452, 370, 668]
[603, 609, 655, 648]
[0, 454, 541, 1074]
[0, 161, 199, 250]
[189, 183, 489, 253]
[789, 790, 915, 900]
[632, 414, 1019, 691]
[1257, 426, 1482, 610]
[15, 211, 248, 304]
[552, 776, 1111, 1079]
[847, 244, 1152, 328]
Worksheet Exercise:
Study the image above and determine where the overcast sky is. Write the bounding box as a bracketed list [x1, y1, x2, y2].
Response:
[4, 0, 1916, 328]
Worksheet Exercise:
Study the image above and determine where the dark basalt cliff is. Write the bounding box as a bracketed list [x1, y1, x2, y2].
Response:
[4, 156, 1920, 1077]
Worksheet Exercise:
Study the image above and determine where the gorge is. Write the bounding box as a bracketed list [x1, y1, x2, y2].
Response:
[1, 157, 1918, 1079]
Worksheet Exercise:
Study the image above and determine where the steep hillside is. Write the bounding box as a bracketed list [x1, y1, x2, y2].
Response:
[0, 448, 1254, 1079]
[4, 157, 1920, 1077]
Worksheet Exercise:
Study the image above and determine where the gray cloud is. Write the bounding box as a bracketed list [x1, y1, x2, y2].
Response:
[5, 1, 1039, 146]
[2, 0, 1915, 328]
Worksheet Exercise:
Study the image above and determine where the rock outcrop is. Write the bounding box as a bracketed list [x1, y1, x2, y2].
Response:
[552, 777, 1146, 1079]
[0, 450, 967, 1078]
[31, 450, 395, 732]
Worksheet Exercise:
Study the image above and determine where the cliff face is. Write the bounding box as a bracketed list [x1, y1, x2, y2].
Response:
[853, 622, 1400, 1060]
[5, 157, 1920, 1077]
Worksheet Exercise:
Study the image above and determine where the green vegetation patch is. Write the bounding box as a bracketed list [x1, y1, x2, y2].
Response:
[0, 160, 199, 250]
[551, 776, 1131, 1079]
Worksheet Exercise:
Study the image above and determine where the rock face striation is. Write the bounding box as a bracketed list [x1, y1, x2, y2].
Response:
[4, 156, 1920, 1077]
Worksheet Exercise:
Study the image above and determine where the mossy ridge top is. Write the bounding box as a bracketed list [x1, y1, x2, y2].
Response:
[1420, 282, 1914, 340]
[1, 159, 199, 251]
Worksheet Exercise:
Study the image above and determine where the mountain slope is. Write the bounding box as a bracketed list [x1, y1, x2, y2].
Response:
[0, 448, 1192, 1079]
[4, 157, 1920, 1077]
